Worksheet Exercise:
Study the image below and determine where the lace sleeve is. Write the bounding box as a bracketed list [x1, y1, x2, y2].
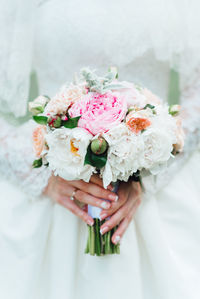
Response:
[181, 68, 200, 153]
[0, 117, 52, 200]
[142, 69, 200, 194]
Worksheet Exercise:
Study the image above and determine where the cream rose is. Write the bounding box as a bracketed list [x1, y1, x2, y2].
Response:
[101, 124, 142, 187]
[46, 127, 95, 182]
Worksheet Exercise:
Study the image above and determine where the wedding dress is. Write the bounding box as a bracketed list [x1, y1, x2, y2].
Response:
[0, 1, 200, 299]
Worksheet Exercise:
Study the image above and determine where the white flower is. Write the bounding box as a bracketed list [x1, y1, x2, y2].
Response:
[139, 127, 175, 173]
[113, 81, 147, 108]
[46, 127, 95, 182]
[138, 105, 177, 173]
[29, 95, 49, 115]
[141, 88, 162, 106]
[101, 124, 142, 188]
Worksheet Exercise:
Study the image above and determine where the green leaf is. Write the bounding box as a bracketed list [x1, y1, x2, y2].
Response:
[62, 116, 81, 129]
[144, 104, 155, 110]
[84, 145, 107, 169]
[32, 158, 43, 168]
[33, 115, 48, 125]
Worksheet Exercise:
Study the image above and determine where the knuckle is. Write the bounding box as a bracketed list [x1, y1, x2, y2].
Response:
[76, 190, 84, 199]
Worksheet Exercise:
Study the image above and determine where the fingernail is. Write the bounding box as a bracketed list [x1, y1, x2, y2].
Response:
[101, 202, 110, 209]
[108, 194, 118, 201]
[87, 219, 94, 226]
[100, 226, 109, 235]
[100, 213, 107, 220]
[113, 235, 121, 244]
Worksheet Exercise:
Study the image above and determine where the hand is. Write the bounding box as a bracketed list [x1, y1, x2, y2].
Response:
[43, 174, 118, 226]
[100, 181, 142, 244]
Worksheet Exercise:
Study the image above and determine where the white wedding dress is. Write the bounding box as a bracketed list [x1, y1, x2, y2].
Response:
[0, 1, 200, 299]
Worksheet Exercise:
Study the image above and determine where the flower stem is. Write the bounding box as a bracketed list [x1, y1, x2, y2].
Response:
[95, 218, 101, 256]
[89, 225, 95, 256]
[85, 218, 120, 256]
[84, 225, 90, 254]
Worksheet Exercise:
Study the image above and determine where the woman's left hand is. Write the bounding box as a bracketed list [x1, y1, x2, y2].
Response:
[100, 181, 142, 245]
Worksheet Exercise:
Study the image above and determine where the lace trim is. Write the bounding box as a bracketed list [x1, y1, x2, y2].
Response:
[0, 119, 51, 201]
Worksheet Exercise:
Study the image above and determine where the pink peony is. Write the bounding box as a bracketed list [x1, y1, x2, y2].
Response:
[69, 92, 127, 135]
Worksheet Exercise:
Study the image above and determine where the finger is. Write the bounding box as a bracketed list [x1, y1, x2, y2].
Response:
[57, 196, 94, 226]
[90, 175, 113, 191]
[74, 190, 112, 210]
[100, 181, 142, 220]
[100, 183, 131, 220]
[111, 200, 140, 244]
[64, 180, 118, 202]
[100, 199, 132, 235]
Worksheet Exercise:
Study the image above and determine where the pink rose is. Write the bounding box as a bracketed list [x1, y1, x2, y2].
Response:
[69, 92, 127, 135]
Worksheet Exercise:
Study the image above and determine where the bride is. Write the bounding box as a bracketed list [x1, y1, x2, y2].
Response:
[0, 1, 200, 298]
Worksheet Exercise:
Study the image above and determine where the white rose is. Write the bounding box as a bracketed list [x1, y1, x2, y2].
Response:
[141, 88, 162, 106]
[140, 127, 175, 173]
[29, 96, 49, 115]
[101, 124, 142, 188]
[126, 108, 153, 120]
[114, 81, 147, 108]
[46, 127, 95, 182]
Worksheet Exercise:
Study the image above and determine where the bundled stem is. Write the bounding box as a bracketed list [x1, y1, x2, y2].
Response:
[85, 218, 120, 256]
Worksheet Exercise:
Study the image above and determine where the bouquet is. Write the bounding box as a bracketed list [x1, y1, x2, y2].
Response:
[29, 67, 184, 256]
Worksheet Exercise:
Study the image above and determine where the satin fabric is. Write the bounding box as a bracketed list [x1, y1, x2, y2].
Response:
[0, 151, 199, 299]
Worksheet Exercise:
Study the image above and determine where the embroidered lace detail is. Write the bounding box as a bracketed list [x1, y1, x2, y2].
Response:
[0, 118, 51, 200]
[144, 69, 200, 194]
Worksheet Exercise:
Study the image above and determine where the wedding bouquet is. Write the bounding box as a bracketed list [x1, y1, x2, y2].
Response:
[29, 67, 184, 256]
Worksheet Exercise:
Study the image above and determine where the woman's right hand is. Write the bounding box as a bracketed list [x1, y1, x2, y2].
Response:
[43, 174, 118, 226]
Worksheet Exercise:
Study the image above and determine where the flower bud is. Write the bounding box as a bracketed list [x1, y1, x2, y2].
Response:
[53, 117, 62, 128]
[29, 95, 50, 115]
[91, 137, 108, 155]
[48, 116, 62, 128]
[169, 105, 180, 116]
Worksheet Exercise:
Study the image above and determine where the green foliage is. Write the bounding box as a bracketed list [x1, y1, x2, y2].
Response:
[33, 115, 48, 125]
[144, 104, 155, 110]
[32, 158, 43, 168]
[84, 145, 107, 169]
[62, 116, 81, 129]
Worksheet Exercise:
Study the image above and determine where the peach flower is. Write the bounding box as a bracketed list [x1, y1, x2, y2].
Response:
[126, 110, 152, 134]
[173, 117, 185, 153]
[33, 125, 47, 157]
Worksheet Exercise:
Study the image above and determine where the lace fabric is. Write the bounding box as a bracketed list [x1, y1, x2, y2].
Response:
[0, 0, 200, 117]
[0, 118, 51, 200]
[144, 70, 200, 194]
